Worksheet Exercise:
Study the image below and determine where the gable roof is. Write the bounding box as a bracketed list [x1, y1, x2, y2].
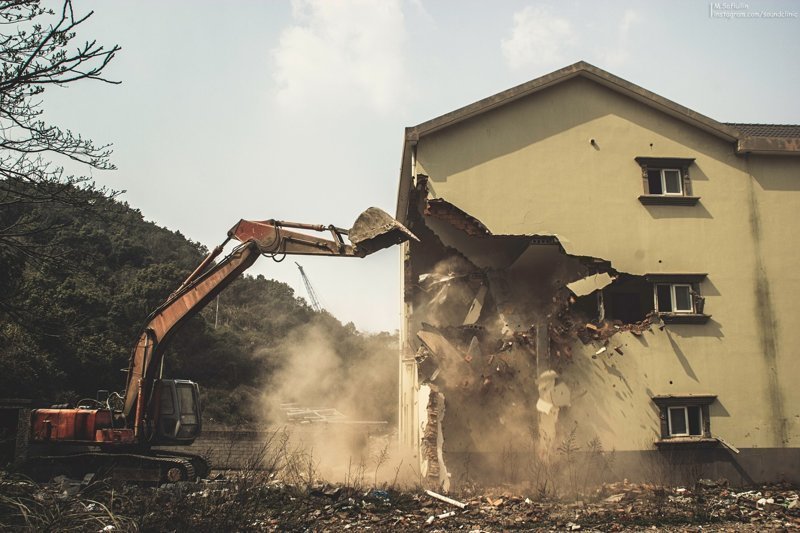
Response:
[396, 61, 799, 222]
[406, 61, 741, 143]
[725, 123, 800, 154]
[726, 123, 800, 138]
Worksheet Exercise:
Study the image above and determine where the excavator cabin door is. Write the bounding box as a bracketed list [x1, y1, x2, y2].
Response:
[153, 379, 202, 445]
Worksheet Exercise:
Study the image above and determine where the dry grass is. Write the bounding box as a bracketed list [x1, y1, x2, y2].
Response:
[0, 474, 135, 532]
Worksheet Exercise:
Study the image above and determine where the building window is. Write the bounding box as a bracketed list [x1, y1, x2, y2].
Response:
[645, 274, 710, 324]
[652, 395, 717, 447]
[654, 283, 694, 314]
[636, 157, 700, 206]
[647, 168, 683, 195]
[667, 405, 703, 436]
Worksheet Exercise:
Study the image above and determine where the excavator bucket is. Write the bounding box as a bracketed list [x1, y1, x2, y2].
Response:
[349, 207, 418, 256]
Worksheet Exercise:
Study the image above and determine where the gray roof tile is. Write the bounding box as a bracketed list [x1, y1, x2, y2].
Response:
[725, 123, 800, 138]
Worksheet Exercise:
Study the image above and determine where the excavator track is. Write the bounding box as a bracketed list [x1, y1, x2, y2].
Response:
[154, 450, 211, 480]
[26, 452, 197, 484]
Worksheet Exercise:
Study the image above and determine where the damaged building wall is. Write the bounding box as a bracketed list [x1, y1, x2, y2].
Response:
[397, 64, 800, 489]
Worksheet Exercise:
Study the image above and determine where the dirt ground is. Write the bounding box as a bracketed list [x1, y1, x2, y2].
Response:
[1, 471, 798, 532]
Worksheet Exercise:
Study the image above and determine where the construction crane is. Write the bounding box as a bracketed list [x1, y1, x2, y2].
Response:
[296, 262, 323, 312]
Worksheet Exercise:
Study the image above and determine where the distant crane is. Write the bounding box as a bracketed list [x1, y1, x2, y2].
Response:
[295, 262, 323, 312]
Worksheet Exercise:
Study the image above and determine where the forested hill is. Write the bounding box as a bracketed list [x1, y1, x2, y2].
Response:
[0, 185, 397, 424]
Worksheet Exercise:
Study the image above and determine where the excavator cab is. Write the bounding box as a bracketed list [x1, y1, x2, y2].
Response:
[153, 379, 202, 445]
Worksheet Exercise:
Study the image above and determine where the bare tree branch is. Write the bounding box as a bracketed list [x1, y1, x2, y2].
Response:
[0, 0, 122, 313]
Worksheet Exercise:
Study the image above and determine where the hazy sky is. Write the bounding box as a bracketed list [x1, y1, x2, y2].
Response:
[42, 0, 800, 332]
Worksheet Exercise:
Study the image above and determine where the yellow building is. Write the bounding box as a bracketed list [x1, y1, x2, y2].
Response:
[395, 61, 800, 489]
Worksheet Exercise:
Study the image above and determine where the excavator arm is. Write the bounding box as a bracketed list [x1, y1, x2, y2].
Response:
[122, 208, 416, 429]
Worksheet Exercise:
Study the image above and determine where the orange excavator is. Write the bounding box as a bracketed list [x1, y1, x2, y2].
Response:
[21, 207, 416, 483]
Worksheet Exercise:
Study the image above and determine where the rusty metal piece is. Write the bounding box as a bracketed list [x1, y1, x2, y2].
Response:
[349, 207, 418, 256]
[174, 239, 230, 296]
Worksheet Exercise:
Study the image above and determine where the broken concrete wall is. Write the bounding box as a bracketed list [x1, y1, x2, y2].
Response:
[402, 185, 668, 487]
[398, 74, 800, 489]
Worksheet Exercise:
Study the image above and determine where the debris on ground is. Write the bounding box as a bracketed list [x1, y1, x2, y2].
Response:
[1, 471, 797, 531]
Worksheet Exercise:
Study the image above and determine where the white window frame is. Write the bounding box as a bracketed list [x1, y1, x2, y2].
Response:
[653, 394, 715, 443]
[654, 283, 694, 314]
[649, 168, 684, 196]
[667, 405, 703, 437]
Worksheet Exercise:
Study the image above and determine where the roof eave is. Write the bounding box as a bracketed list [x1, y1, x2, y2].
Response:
[406, 61, 741, 144]
[405, 62, 587, 141]
[395, 130, 416, 225]
[737, 136, 800, 155]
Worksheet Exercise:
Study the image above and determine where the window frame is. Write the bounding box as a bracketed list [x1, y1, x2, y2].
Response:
[666, 405, 703, 437]
[645, 274, 710, 324]
[654, 283, 694, 314]
[652, 395, 717, 447]
[636, 157, 700, 206]
[648, 168, 684, 196]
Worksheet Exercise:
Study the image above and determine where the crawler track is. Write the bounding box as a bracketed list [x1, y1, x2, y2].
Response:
[25, 452, 205, 484]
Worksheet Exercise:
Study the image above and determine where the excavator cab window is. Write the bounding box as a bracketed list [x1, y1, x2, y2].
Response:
[159, 387, 175, 415]
[177, 385, 196, 415]
[154, 379, 201, 444]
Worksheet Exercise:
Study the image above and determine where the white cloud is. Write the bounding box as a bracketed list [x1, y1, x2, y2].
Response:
[620, 9, 638, 35]
[272, 0, 408, 114]
[600, 9, 640, 67]
[501, 6, 576, 70]
[408, 0, 434, 26]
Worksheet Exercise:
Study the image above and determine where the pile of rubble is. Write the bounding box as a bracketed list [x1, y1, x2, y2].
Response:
[3, 470, 797, 531]
[405, 187, 693, 490]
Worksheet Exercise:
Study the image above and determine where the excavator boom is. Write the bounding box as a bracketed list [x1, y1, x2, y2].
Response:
[122, 207, 416, 427]
[24, 206, 415, 484]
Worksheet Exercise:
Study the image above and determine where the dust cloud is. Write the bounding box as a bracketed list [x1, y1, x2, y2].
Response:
[258, 320, 403, 484]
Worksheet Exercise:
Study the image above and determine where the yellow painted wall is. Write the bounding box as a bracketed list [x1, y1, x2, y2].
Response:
[411, 76, 800, 451]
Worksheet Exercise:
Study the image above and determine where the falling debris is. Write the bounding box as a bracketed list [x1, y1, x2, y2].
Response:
[566, 272, 616, 297]
[421, 389, 449, 491]
[400, 181, 700, 486]
[536, 398, 554, 415]
[281, 404, 346, 423]
[552, 382, 571, 407]
[463, 285, 488, 324]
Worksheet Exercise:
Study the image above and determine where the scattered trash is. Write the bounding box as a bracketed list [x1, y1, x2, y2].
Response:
[1, 470, 798, 530]
[425, 489, 467, 509]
